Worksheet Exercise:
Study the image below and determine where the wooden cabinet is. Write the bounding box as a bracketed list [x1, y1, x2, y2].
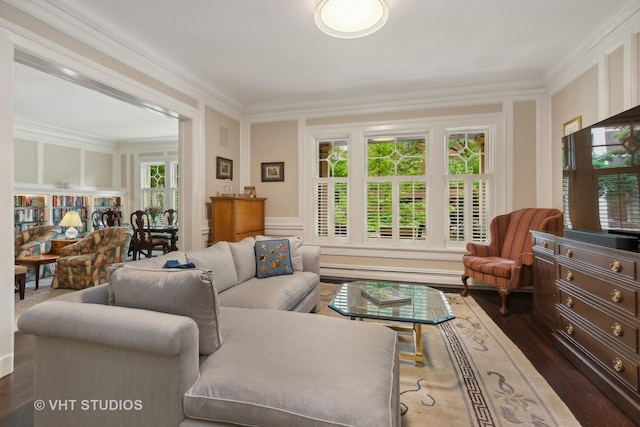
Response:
[552, 236, 640, 423]
[209, 196, 266, 243]
[531, 231, 557, 331]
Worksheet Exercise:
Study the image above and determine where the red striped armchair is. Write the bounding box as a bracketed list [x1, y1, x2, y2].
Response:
[461, 208, 563, 316]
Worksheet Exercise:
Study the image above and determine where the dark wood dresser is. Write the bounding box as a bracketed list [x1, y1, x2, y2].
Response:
[533, 232, 640, 423]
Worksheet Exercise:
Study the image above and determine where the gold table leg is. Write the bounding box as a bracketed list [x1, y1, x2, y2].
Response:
[391, 323, 424, 367]
[348, 318, 424, 366]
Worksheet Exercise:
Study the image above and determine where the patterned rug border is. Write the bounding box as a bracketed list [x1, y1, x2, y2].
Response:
[318, 283, 579, 427]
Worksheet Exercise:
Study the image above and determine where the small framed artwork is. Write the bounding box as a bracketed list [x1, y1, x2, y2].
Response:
[216, 156, 233, 180]
[563, 116, 582, 136]
[261, 162, 285, 182]
[244, 186, 257, 197]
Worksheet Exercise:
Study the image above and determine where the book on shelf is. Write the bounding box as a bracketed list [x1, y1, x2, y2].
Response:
[361, 286, 412, 307]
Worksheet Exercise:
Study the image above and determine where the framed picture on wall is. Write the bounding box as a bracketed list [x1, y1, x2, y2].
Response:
[563, 116, 582, 136]
[261, 162, 284, 182]
[216, 157, 233, 180]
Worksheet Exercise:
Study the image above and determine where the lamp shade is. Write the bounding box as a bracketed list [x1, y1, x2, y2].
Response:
[314, 0, 389, 39]
[59, 211, 82, 239]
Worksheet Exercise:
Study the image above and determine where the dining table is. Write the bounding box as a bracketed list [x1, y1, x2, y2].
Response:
[147, 224, 179, 252]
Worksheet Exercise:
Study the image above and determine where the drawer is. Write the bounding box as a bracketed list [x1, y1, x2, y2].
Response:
[558, 312, 640, 391]
[532, 234, 554, 255]
[557, 264, 638, 317]
[557, 284, 639, 353]
[557, 241, 636, 280]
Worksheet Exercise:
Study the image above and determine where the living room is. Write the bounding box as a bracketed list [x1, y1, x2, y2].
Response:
[3, 0, 640, 425]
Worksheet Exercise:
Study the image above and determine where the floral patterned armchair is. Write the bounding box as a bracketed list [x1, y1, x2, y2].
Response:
[52, 227, 133, 289]
[15, 225, 61, 258]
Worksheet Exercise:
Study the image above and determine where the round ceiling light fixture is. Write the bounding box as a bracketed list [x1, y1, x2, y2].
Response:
[314, 0, 389, 39]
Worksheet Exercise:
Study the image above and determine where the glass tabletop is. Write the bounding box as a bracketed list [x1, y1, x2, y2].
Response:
[328, 281, 455, 324]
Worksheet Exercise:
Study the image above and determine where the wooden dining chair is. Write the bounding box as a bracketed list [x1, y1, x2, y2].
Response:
[100, 209, 122, 227]
[164, 209, 178, 226]
[129, 210, 170, 260]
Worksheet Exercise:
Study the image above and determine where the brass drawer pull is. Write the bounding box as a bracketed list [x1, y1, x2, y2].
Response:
[542, 240, 549, 249]
[566, 324, 574, 335]
[565, 248, 573, 257]
[565, 271, 574, 281]
[611, 323, 624, 337]
[610, 260, 621, 272]
[565, 296, 574, 308]
[610, 289, 623, 303]
[613, 357, 624, 372]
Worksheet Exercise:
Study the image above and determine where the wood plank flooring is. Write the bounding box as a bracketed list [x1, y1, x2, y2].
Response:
[0, 287, 636, 426]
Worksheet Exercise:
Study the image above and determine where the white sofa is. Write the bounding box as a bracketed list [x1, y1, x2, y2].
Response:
[18, 237, 401, 427]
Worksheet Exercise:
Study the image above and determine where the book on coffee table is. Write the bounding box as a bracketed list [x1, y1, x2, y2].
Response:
[361, 287, 412, 307]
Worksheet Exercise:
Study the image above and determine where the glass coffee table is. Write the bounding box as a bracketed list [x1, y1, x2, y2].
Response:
[329, 281, 454, 366]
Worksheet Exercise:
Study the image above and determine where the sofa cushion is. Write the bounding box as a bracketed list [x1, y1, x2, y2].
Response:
[185, 241, 238, 292]
[184, 306, 399, 427]
[255, 239, 293, 278]
[218, 271, 318, 310]
[256, 235, 304, 272]
[229, 237, 256, 283]
[108, 266, 223, 355]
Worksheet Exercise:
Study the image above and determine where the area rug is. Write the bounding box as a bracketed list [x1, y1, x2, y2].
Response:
[13, 277, 75, 331]
[318, 283, 580, 427]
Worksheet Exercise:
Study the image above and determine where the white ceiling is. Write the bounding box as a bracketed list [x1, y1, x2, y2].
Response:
[11, 0, 640, 140]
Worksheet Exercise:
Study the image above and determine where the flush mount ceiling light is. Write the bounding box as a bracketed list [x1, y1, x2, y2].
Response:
[314, 0, 389, 39]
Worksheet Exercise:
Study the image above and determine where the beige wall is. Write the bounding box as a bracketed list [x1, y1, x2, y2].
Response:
[609, 46, 624, 116]
[550, 66, 599, 208]
[306, 104, 503, 126]
[513, 101, 538, 209]
[204, 106, 241, 218]
[250, 120, 299, 217]
[13, 138, 37, 184]
[84, 151, 113, 188]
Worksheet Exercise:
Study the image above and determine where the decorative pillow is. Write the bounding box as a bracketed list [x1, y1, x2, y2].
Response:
[185, 241, 238, 292]
[256, 235, 304, 272]
[108, 265, 223, 355]
[255, 239, 294, 278]
[229, 237, 257, 283]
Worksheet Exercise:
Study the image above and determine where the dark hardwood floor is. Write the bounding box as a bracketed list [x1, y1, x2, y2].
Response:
[1, 287, 637, 426]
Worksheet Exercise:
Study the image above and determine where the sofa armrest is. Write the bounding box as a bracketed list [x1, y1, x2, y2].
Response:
[302, 245, 321, 275]
[50, 283, 110, 304]
[18, 300, 199, 357]
[18, 301, 200, 427]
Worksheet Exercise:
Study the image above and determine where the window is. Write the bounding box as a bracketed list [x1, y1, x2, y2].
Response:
[366, 136, 427, 242]
[314, 139, 349, 240]
[309, 118, 498, 250]
[141, 160, 178, 220]
[446, 130, 491, 244]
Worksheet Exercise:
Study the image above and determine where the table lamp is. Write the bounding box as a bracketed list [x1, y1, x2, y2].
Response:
[59, 211, 82, 239]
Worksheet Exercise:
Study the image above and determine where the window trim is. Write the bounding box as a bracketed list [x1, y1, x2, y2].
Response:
[305, 114, 506, 251]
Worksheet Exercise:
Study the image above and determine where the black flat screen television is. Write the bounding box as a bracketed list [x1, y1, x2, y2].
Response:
[562, 104, 640, 251]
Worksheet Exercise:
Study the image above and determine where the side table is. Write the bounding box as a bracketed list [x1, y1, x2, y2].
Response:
[14, 254, 60, 290]
[49, 238, 79, 255]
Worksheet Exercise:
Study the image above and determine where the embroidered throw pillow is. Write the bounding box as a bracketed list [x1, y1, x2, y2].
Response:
[255, 239, 294, 278]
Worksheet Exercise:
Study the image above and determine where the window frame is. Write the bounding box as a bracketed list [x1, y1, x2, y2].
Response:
[305, 115, 506, 252]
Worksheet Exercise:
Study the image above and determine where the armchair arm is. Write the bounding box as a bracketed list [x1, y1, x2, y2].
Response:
[465, 242, 500, 257]
[60, 239, 97, 257]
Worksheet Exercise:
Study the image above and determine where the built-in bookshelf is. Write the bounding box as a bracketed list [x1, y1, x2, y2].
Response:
[14, 192, 127, 233]
[14, 194, 48, 233]
[92, 195, 123, 229]
[51, 195, 91, 232]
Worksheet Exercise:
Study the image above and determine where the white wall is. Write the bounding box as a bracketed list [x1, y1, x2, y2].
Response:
[0, 29, 15, 378]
